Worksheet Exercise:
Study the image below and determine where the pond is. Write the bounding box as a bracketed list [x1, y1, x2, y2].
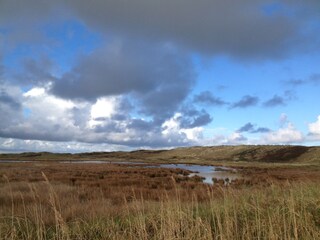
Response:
[156, 164, 240, 184]
[0, 160, 242, 184]
[0, 160, 31, 163]
[61, 161, 242, 184]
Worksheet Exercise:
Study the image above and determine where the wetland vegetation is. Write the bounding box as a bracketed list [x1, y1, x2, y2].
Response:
[0, 145, 320, 239]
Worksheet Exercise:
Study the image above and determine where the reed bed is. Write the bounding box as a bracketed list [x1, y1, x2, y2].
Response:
[0, 173, 319, 240]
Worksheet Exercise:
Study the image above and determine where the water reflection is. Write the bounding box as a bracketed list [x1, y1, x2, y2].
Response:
[61, 161, 241, 184]
[0, 160, 30, 163]
[0, 160, 242, 185]
[155, 164, 240, 184]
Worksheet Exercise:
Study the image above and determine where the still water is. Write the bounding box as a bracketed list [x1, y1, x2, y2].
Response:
[61, 161, 241, 184]
[158, 164, 240, 184]
[0, 160, 241, 184]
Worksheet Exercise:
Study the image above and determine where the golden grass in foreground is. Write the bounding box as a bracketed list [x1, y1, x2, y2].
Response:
[0, 175, 319, 240]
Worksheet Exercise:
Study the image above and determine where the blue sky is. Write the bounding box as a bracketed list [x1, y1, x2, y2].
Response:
[0, 0, 320, 152]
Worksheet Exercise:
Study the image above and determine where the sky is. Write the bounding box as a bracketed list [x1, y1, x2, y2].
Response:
[0, 0, 320, 153]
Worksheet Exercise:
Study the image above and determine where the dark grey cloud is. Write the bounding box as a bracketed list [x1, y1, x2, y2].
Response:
[285, 73, 320, 87]
[0, 55, 4, 78]
[0, 64, 3, 78]
[237, 122, 255, 133]
[252, 127, 271, 133]
[0, 90, 21, 109]
[92, 108, 156, 134]
[0, 125, 74, 142]
[127, 119, 155, 132]
[0, 1, 59, 57]
[0, 1, 55, 26]
[15, 56, 57, 86]
[93, 121, 126, 134]
[136, 79, 194, 123]
[51, 40, 195, 122]
[179, 108, 213, 128]
[71, 106, 91, 128]
[0, 86, 24, 135]
[193, 91, 228, 106]
[63, 0, 316, 59]
[263, 95, 286, 107]
[231, 95, 259, 108]
[262, 91, 296, 108]
[237, 122, 271, 133]
[0, 66, 4, 79]
[1, 0, 319, 60]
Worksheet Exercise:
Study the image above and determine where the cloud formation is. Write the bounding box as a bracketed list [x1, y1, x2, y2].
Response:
[0, 0, 319, 151]
[63, 0, 319, 59]
[261, 123, 304, 144]
[237, 123, 255, 133]
[237, 122, 271, 134]
[51, 40, 195, 122]
[231, 95, 259, 108]
[178, 108, 213, 128]
[1, 0, 319, 60]
[0, 85, 207, 149]
[0, 89, 21, 110]
[193, 91, 228, 106]
[308, 116, 320, 136]
[286, 73, 320, 87]
[263, 95, 286, 107]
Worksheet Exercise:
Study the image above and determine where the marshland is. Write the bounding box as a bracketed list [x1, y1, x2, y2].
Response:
[0, 145, 320, 239]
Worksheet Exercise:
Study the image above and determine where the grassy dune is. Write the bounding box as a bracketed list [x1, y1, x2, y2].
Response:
[1, 145, 320, 165]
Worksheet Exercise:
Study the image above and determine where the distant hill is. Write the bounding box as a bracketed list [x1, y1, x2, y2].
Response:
[1, 145, 320, 165]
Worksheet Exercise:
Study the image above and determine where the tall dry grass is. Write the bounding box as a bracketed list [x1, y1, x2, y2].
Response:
[0, 174, 319, 239]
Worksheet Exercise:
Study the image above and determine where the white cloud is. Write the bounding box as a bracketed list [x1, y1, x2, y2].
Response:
[195, 131, 251, 146]
[181, 127, 203, 141]
[88, 97, 118, 128]
[261, 123, 304, 144]
[226, 132, 247, 144]
[0, 85, 313, 152]
[161, 113, 181, 135]
[1, 86, 82, 142]
[161, 113, 204, 142]
[0, 137, 129, 153]
[23, 87, 75, 121]
[23, 87, 45, 97]
[2, 84, 205, 150]
[306, 115, 320, 142]
[308, 115, 320, 135]
[203, 116, 305, 146]
[90, 97, 116, 119]
[19, 87, 78, 140]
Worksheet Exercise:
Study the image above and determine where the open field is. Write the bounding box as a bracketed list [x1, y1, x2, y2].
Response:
[0, 145, 320, 239]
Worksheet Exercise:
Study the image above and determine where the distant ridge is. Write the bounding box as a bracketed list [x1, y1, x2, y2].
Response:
[1, 145, 320, 165]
